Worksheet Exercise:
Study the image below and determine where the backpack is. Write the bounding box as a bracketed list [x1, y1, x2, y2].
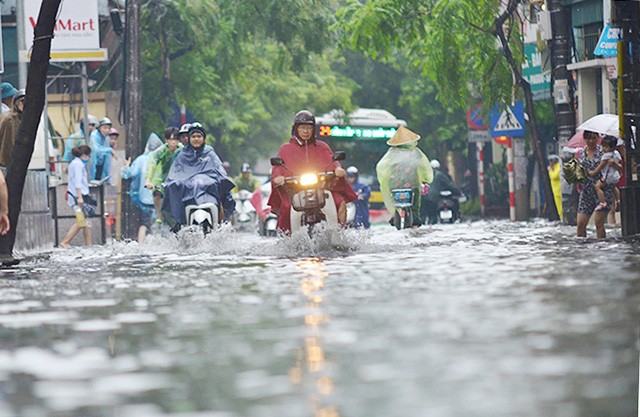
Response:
[562, 158, 587, 184]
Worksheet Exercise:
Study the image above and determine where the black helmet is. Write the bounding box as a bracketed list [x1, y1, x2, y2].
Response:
[292, 110, 316, 142]
[188, 122, 206, 138]
[293, 110, 315, 126]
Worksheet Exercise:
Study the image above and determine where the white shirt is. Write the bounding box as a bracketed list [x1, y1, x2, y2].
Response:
[67, 157, 90, 206]
[1, 103, 10, 114]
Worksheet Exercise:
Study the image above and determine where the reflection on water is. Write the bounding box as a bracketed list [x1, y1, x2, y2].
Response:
[290, 258, 340, 417]
[0, 220, 638, 417]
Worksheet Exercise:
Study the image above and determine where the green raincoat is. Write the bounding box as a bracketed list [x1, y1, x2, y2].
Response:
[145, 142, 184, 191]
[376, 142, 433, 215]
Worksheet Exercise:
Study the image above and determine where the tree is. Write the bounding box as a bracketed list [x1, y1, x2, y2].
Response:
[336, 0, 559, 220]
[0, 0, 62, 259]
[138, 0, 356, 167]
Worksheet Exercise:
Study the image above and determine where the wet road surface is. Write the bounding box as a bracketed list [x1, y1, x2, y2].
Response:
[0, 220, 638, 417]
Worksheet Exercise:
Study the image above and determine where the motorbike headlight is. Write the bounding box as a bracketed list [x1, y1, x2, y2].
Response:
[299, 173, 319, 186]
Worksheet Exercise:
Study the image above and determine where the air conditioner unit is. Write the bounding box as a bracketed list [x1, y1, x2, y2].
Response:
[538, 10, 552, 41]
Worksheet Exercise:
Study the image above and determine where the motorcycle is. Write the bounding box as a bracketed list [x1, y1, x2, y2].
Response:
[390, 188, 414, 230]
[270, 151, 346, 234]
[184, 203, 219, 234]
[260, 212, 279, 237]
[233, 189, 257, 230]
[437, 190, 464, 223]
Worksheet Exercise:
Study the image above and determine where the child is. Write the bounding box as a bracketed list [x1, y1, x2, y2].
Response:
[589, 135, 622, 211]
[60, 145, 93, 248]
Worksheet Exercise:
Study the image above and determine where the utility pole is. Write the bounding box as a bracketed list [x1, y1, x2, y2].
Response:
[547, 0, 576, 223]
[122, 0, 141, 239]
[0, 0, 62, 260]
[613, 0, 640, 236]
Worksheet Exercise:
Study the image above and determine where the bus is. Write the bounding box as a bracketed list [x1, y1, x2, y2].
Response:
[315, 108, 407, 219]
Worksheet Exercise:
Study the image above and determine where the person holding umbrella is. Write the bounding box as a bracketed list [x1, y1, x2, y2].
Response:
[576, 130, 615, 238]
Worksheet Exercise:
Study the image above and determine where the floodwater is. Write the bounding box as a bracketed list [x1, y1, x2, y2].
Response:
[0, 220, 638, 417]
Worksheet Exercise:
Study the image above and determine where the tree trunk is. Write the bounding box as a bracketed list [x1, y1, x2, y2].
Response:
[494, 0, 560, 221]
[0, 0, 62, 258]
[123, 0, 142, 239]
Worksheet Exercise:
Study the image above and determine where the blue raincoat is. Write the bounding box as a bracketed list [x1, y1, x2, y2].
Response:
[350, 177, 371, 229]
[64, 129, 86, 162]
[89, 129, 112, 180]
[161, 143, 235, 226]
[121, 133, 163, 209]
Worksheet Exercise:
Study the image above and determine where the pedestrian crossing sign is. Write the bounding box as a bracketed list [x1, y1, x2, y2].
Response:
[490, 101, 525, 137]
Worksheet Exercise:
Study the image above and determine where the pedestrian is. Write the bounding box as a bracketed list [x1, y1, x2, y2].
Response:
[576, 130, 614, 238]
[588, 135, 622, 212]
[547, 155, 563, 220]
[0, 89, 25, 168]
[63, 115, 97, 162]
[346, 166, 371, 229]
[0, 82, 16, 114]
[376, 126, 433, 229]
[145, 127, 182, 224]
[121, 133, 163, 243]
[89, 117, 115, 181]
[0, 169, 10, 235]
[60, 145, 93, 248]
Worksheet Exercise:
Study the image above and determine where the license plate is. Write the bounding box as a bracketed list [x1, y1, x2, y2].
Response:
[440, 210, 453, 220]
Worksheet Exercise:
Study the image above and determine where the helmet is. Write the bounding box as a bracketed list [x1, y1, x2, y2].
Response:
[83, 114, 98, 129]
[179, 123, 191, 135]
[293, 110, 315, 126]
[430, 159, 440, 169]
[109, 128, 119, 136]
[98, 117, 112, 127]
[346, 166, 358, 176]
[13, 89, 26, 102]
[241, 163, 251, 173]
[188, 122, 206, 138]
[292, 110, 316, 141]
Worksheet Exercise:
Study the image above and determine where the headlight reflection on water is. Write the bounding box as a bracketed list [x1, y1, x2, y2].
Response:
[289, 258, 341, 417]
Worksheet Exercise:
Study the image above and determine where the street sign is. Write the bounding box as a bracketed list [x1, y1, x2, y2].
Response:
[468, 130, 491, 143]
[490, 101, 525, 137]
[594, 24, 620, 57]
[522, 44, 550, 101]
[466, 104, 487, 131]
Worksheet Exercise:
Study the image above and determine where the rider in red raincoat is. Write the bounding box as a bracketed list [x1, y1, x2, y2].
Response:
[268, 110, 357, 234]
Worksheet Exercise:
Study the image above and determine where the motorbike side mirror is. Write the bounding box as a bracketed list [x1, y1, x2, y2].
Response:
[333, 151, 346, 161]
[270, 157, 284, 167]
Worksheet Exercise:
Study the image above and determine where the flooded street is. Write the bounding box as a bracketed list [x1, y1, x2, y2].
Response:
[0, 220, 638, 417]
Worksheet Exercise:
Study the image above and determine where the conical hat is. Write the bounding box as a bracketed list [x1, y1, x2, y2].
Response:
[387, 126, 420, 146]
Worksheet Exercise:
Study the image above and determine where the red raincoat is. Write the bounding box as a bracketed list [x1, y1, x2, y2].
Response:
[268, 137, 357, 233]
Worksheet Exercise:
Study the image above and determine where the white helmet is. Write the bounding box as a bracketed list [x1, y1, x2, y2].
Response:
[346, 166, 358, 175]
[430, 159, 440, 169]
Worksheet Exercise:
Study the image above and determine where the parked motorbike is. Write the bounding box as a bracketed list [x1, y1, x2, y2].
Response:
[233, 189, 257, 230]
[270, 151, 346, 234]
[390, 188, 414, 230]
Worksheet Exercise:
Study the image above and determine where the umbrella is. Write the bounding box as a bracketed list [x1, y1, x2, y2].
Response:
[576, 114, 619, 137]
[565, 130, 601, 150]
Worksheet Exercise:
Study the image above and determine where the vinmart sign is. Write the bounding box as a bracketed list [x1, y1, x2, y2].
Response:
[21, 0, 107, 62]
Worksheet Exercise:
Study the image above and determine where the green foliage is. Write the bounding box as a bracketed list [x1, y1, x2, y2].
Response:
[138, 0, 355, 168]
[485, 154, 509, 207]
[336, 0, 522, 110]
[460, 197, 480, 216]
